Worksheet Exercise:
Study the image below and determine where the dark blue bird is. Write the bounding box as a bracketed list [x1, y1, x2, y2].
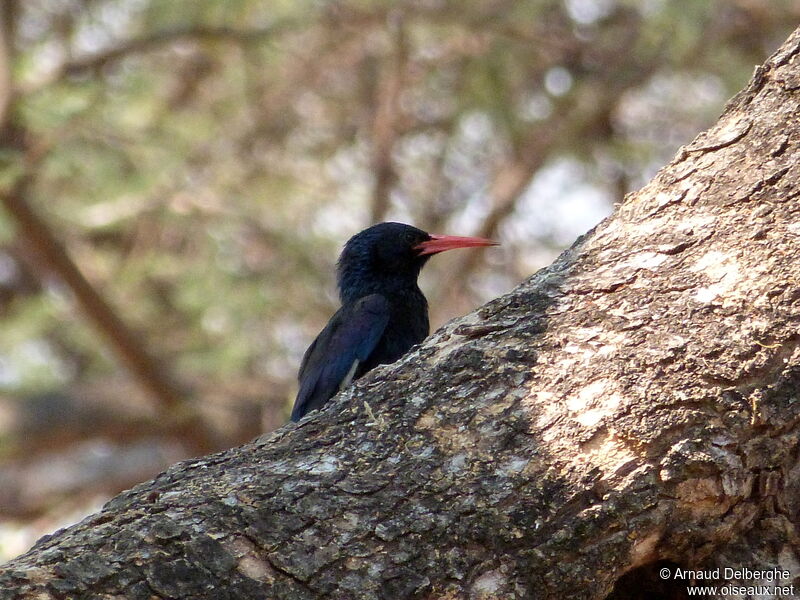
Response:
[290, 222, 497, 421]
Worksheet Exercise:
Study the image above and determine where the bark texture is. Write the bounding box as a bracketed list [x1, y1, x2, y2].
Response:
[4, 27, 800, 600]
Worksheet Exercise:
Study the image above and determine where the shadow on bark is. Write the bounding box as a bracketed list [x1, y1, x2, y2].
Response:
[607, 561, 691, 600]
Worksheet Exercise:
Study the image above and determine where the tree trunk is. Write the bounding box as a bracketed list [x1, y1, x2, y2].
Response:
[4, 25, 800, 600]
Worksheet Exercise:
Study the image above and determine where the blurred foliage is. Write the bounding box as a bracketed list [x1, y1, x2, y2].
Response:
[0, 0, 798, 559]
[0, 0, 800, 398]
[0, 1, 798, 429]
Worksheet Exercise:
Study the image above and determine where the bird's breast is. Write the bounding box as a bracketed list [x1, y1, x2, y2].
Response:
[357, 291, 428, 375]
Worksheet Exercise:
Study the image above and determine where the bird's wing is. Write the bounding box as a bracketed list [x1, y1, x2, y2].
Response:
[291, 294, 390, 421]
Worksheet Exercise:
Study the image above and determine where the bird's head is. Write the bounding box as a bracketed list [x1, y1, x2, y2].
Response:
[337, 222, 497, 302]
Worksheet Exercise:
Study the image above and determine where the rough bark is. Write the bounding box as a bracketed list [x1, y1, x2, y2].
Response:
[3, 25, 800, 600]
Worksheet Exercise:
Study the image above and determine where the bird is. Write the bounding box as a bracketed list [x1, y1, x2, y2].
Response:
[290, 222, 498, 422]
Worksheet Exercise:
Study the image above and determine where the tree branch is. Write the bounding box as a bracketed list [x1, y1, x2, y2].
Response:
[66, 24, 296, 74]
[368, 12, 408, 224]
[19, 21, 299, 94]
[0, 176, 218, 448]
[0, 1, 13, 126]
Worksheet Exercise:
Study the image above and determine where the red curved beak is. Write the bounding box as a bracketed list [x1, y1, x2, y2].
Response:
[414, 234, 499, 256]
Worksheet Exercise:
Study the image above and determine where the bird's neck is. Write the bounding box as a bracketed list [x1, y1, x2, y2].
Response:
[338, 266, 422, 306]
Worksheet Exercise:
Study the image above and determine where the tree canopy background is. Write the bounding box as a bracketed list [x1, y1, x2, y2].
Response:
[0, 0, 797, 561]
